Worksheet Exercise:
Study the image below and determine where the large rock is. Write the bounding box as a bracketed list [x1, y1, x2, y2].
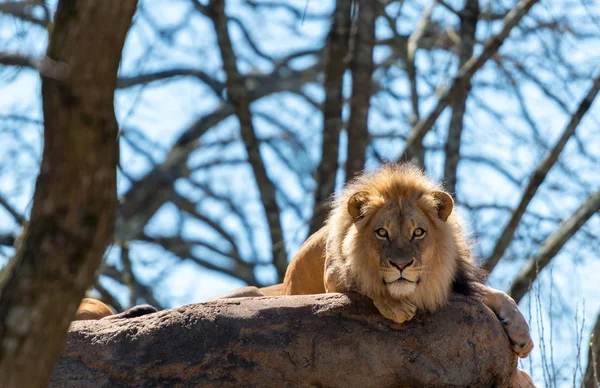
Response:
[50, 293, 516, 387]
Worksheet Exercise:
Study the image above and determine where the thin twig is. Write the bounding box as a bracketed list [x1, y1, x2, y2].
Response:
[508, 189, 600, 303]
[484, 72, 600, 272]
[401, 0, 541, 161]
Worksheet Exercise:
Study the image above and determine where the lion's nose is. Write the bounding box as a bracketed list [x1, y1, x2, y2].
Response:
[389, 259, 415, 272]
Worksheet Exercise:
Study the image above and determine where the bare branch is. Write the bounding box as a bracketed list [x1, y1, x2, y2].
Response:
[406, 1, 436, 132]
[0, 1, 48, 27]
[345, 0, 376, 182]
[484, 72, 600, 272]
[0, 53, 38, 69]
[508, 189, 600, 303]
[0, 59, 224, 96]
[100, 264, 164, 310]
[308, 0, 353, 235]
[119, 63, 321, 242]
[92, 280, 124, 313]
[208, 0, 287, 280]
[0, 195, 25, 225]
[117, 69, 224, 95]
[401, 0, 540, 161]
[0, 233, 16, 248]
[443, 0, 479, 195]
[142, 233, 258, 286]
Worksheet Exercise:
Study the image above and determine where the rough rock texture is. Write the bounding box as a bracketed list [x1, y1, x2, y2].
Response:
[50, 293, 517, 387]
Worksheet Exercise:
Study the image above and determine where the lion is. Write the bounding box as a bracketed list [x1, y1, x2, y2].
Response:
[284, 164, 532, 352]
[282, 163, 535, 387]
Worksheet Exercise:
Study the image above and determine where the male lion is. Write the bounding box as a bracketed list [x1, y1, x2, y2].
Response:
[284, 164, 532, 352]
[283, 163, 535, 387]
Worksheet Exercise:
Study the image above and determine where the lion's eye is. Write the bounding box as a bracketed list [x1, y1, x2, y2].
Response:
[412, 228, 426, 239]
[375, 228, 389, 239]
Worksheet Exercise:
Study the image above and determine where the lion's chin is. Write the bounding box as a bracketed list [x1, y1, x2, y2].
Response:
[386, 278, 417, 297]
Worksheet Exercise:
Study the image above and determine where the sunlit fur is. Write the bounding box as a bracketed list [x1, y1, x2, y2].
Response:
[74, 298, 114, 320]
[324, 163, 480, 313]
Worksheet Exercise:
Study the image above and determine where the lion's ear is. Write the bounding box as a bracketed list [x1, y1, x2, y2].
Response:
[347, 191, 369, 222]
[431, 191, 454, 221]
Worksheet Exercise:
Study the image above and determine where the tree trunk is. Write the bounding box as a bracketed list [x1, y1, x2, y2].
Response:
[308, 0, 352, 236]
[443, 0, 479, 195]
[50, 294, 517, 387]
[345, 0, 376, 183]
[0, 1, 137, 387]
[583, 311, 600, 388]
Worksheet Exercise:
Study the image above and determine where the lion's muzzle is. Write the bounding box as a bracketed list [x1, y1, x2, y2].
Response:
[388, 258, 415, 272]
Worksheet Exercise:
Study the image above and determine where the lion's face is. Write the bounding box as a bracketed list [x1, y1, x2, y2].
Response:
[371, 201, 433, 297]
[346, 188, 454, 300]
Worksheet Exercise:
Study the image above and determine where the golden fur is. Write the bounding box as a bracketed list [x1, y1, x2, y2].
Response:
[282, 226, 328, 295]
[282, 163, 533, 361]
[321, 163, 482, 321]
[74, 298, 114, 320]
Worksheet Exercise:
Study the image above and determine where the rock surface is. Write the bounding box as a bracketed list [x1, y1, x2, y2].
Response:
[50, 293, 516, 387]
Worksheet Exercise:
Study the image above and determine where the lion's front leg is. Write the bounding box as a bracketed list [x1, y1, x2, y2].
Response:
[373, 297, 416, 324]
[478, 284, 534, 358]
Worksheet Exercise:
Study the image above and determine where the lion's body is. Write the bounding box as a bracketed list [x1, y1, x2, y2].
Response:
[282, 226, 327, 295]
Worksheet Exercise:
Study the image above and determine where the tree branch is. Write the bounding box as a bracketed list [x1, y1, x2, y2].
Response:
[345, 0, 376, 182]
[406, 1, 436, 144]
[508, 189, 600, 303]
[308, 0, 352, 236]
[0, 1, 48, 27]
[142, 234, 258, 286]
[91, 280, 124, 313]
[484, 72, 600, 272]
[0, 195, 25, 225]
[0, 52, 38, 68]
[100, 264, 164, 311]
[117, 68, 224, 95]
[208, 0, 287, 280]
[401, 0, 540, 161]
[0, 57, 225, 96]
[0, 233, 16, 248]
[443, 0, 479, 195]
[119, 63, 321, 243]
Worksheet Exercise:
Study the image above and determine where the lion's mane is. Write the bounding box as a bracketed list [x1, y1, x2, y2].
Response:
[324, 163, 485, 312]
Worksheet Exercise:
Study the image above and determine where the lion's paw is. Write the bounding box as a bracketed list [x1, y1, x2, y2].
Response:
[512, 338, 534, 358]
[374, 299, 416, 324]
[498, 301, 534, 358]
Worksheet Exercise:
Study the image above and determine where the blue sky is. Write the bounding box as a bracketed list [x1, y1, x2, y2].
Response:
[1, 1, 599, 386]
